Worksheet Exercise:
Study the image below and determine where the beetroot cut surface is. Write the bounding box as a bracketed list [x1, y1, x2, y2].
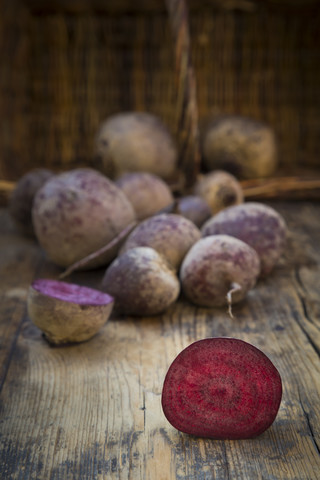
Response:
[161, 338, 282, 439]
[31, 279, 113, 306]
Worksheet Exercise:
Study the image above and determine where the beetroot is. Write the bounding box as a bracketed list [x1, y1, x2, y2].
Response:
[9, 168, 54, 236]
[121, 213, 201, 270]
[201, 202, 287, 276]
[94, 112, 177, 180]
[27, 278, 114, 345]
[194, 170, 244, 215]
[180, 235, 260, 308]
[176, 195, 212, 228]
[201, 115, 278, 179]
[162, 337, 282, 439]
[115, 172, 174, 220]
[101, 247, 180, 316]
[32, 168, 136, 268]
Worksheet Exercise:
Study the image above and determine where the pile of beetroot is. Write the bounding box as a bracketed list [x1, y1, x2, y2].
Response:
[8, 112, 287, 441]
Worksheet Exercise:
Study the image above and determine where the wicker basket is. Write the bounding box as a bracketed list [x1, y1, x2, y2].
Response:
[1, 0, 320, 194]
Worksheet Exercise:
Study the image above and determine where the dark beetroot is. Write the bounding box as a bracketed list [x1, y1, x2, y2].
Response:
[9, 168, 54, 235]
[27, 278, 114, 344]
[201, 202, 287, 276]
[162, 337, 282, 439]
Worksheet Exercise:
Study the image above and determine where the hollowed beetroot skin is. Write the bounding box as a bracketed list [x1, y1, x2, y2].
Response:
[162, 338, 282, 439]
[27, 278, 114, 345]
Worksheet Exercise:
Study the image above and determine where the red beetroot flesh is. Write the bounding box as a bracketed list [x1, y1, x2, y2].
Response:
[162, 338, 282, 439]
[32, 279, 113, 306]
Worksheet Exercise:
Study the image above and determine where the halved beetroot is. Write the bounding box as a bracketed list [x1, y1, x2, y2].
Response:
[162, 338, 282, 439]
[27, 278, 114, 345]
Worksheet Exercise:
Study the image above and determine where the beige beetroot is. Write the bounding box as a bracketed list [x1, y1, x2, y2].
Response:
[94, 112, 177, 180]
[101, 247, 180, 316]
[202, 115, 278, 179]
[121, 213, 201, 270]
[115, 172, 174, 220]
[194, 170, 244, 215]
[32, 168, 136, 268]
[180, 235, 260, 308]
[27, 278, 114, 345]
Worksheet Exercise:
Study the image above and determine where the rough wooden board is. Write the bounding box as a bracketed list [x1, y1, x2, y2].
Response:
[0, 203, 319, 479]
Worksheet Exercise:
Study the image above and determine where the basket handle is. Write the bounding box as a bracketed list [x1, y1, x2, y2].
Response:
[165, 0, 200, 190]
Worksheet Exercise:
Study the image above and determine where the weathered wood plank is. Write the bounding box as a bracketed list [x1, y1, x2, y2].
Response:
[0, 203, 319, 479]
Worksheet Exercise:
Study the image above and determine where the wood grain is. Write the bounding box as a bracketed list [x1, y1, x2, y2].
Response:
[0, 202, 319, 479]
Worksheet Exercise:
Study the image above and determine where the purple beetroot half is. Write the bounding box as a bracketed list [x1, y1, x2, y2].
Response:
[161, 338, 282, 439]
[27, 278, 114, 344]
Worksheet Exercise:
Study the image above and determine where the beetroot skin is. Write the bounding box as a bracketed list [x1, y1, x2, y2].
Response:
[161, 337, 282, 439]
[202, 202, 287, 276]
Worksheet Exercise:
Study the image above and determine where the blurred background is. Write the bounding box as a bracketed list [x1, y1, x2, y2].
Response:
[0, 0, 319, 183]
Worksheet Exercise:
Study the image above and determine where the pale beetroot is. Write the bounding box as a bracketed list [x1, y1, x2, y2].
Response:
[201, 115, 278, 179]
[194, 170, 244, 215]
[27, 278, 114, 345]
[121, 213, 201, 270]
[115, 172, 174, 220]
[201, 202, 287, 276]
[94, 112, 177, 180]
[162, 337, 282, 439]
[101, 247, 180, 316]
[180, 235, 260, 308]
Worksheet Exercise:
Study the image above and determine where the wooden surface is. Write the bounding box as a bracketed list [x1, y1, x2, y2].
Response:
[0, 201, 320, 479]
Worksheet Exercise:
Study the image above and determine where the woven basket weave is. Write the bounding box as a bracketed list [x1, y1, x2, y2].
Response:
[1, 0, 320, 189]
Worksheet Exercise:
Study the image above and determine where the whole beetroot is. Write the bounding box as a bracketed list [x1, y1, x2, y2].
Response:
[115, 172, 174, 220]
[176, 195, 212, 228]
[162, 337, 282, 439]
[180, 235, 260, 308]
[201, 202, 287, 276]
[32, 168, 136, 268]
[194, 170, 244, 215]
[121, 213, 201, 270]
[101, 247, 180, 316]
[9, 168, 54, 236]
[201, 115, 278, 179]
[94, 112, 177, 180]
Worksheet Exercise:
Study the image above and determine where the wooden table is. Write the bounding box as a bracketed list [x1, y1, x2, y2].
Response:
[0, 201, 319, 479]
